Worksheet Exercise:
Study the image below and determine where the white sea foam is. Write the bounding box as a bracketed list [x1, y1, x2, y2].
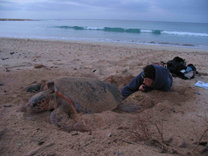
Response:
[140, 29, 152, 33]
[86, 26, 103, 30]
[162, 31, 208, 37]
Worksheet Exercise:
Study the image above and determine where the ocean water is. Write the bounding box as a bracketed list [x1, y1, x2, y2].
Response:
[0, 19, 208, 49]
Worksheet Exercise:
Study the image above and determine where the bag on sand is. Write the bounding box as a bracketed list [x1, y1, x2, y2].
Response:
[167, 56, 197, 79]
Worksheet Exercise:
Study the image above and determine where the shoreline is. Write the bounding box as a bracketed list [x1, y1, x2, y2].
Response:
[1, 37, 208, 53]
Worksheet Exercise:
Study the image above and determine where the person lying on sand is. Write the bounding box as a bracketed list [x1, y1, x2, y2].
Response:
[121, 64, 173, 98]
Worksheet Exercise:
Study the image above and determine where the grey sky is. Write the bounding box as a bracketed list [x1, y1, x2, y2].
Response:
[0, 0, 207, 23]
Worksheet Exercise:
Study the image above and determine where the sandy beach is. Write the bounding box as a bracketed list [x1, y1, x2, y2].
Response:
[0, 37, 208, 156]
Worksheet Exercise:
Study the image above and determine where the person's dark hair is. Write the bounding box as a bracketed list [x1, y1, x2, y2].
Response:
[143, 65, 155, 80]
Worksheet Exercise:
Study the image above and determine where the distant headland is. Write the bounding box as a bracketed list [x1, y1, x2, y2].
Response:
[0, 18, 37, 21]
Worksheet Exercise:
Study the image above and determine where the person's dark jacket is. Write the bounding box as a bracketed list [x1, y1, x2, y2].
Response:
[121, 65, 173, 98]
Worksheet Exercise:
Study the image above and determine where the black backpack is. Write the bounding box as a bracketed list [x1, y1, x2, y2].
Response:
[167, 57, 187, 78]
[167, 57, 197, 79]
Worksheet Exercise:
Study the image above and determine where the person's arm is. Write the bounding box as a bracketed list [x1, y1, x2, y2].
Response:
[121, 72, 144, 98]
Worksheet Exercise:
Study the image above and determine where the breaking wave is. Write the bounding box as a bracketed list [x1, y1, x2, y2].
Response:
[55, 25, 208, 37]
[162, 31, 208, 37]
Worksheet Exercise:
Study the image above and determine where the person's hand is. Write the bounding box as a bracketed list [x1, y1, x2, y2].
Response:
[139, 84, 145, 91]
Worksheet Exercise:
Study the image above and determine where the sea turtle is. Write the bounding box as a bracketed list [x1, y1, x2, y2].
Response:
[26, 77, 122, 132]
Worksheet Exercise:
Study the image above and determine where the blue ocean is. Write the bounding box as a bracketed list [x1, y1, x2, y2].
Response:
[0, 19, 208, 49]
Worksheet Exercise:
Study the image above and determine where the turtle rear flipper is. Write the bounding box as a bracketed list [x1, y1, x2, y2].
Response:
[50, 108, 89, 132]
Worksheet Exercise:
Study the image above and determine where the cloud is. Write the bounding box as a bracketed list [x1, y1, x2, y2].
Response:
[0, 0, 207, 22]
[5, 0, 49, 4]
[153, 0, 208, 14]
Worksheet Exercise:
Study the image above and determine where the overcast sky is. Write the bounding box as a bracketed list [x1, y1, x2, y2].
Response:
[0, 0, 207, 23]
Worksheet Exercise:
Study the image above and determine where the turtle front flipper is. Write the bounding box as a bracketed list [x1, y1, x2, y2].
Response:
[50, 108, 89, 132]
[27, 90, 55, 113]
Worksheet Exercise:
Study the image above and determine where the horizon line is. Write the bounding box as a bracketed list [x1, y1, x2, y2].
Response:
[0, 18, 207, 24]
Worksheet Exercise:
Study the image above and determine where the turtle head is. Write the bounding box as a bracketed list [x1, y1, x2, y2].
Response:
[27, 90, 55, 113]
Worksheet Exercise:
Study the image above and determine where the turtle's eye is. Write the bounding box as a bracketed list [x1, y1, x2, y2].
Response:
[33, 103, 38, 107]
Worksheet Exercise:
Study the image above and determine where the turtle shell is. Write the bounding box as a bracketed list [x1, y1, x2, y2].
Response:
[54, 77, 121, 113]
